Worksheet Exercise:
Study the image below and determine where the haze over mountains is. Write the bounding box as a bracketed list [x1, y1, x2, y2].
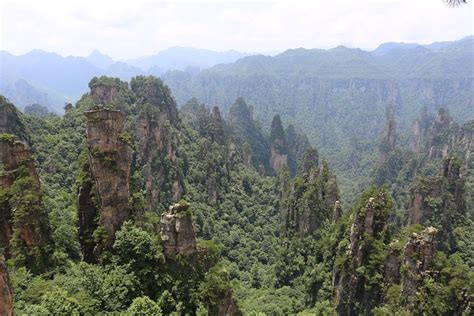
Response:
[1, 36, 471, 114]
[0, 47, 249, 112]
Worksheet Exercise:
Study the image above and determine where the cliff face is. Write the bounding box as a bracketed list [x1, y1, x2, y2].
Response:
[334, 189, 392, 315]
[407, 157, 465, 250]
[84, 108, 132, 254]
[89, 76, 127, 106]
[401, 227, 438, 308]
[426, 109, 457, 159]
[0, 256, 13, 316]
[0, 100, 52, 273]
[281, 149, 339, 236]
[379, 107, 396, 165]
[0, 138, 40, 258]
[410, 108, 472, 160]
[209, 106, 226, 145]
[132, 76, 184, 211]
[160, 202, 196, 260]
[0, 96, 28, 141]
[77, 161, 99, 263]
[269, 115, 288, 174]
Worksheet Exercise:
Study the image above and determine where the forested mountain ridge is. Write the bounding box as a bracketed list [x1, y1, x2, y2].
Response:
[163, 36, 474, 203]
[0, 72, 472, 314]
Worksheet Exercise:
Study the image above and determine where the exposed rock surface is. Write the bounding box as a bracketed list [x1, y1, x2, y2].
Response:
[0, 96, 28, 141]
[132, 76, 184, 211]
[384, 243, 401, 284]
[214, 292, 242, 316]
[379, 107, 396, 165]
[89, 77, 125, 106]
[334, 190, 391, 315]
[269, 115, 288, 174]
[281, 148, 339, 236]
[209, 106, 226, 145]
[401, 227, 438, 309]
[227, 138, 238, 166]
[0, 102, 51, 272]
[77, 162, 98, 263]
[409, 108, 472, 161]
[408, 157, 466, 251]
[0, 138, 40, 258]
[242, 142, 252, 167]
[0, 256, 13, 316]
[85, 108, 132, 254]
[160, 202, 197, 260]
[332, 201, 342, 223]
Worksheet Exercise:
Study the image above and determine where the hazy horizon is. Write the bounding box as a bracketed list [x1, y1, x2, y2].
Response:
[1, 35, 472, 61]
[1, 0, 472, 60]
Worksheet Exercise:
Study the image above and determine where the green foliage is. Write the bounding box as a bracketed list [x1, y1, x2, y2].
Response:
[4, 72, 472, 315]
[127, 296, 162, 315]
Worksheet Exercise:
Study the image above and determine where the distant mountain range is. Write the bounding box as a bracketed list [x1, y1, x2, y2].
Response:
[0, 47, 249, 112]
[0, 36, 472, 113]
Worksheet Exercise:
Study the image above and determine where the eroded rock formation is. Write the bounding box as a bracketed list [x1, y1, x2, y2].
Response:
[160, 202, 197, 260]
[379, 107, 396, 165]
[0, 96, 28, 141]
[281, 148, 339, 236]
[407, 157, 465, 245]
[334, 189, 392, 315]
[401, 227, 438, 308]
[0, 256, 13, 316]
[242, 142, 252, 167]
[89, 76, 125, 106]
[213, 292, 242, 316]
[0, 99, 52, 272]
[132, 76, 184, 211]
[269, 115, 288, 174]
[84, 108, 132, 254]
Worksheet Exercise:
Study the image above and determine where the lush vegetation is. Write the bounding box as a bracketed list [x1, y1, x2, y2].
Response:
[0, 74, 472, 315]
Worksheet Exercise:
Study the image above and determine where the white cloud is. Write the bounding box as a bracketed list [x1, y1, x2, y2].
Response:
[0, 0, 472, 59]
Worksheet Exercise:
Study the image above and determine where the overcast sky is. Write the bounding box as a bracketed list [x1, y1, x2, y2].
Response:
[0, 0, 472, 59]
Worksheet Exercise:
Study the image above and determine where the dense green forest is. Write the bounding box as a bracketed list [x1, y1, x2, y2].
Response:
[162, 36, 474, 204]
[0, 75, 472, 315]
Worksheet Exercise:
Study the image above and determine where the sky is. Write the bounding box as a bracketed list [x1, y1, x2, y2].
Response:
[0, 0, 472, 59]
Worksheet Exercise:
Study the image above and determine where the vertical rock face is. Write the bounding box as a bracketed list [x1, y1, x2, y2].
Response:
[0, 138, 41, 258]
[209, 106, 226, 145]
[410, 119, 422, 153]
[379, 107, 396, 165]
[242, 142, 252, 167]
[334, 189, 392, 315]
[85, 108, 132, 253]
[269, 115, 288, 174]
[0, 256, 13, 316]
[401, 227, 438, 309]
[384, 244, 401, 284]
[407, 158, 465, 251]
[131, 76, 184, 211]
[426, 109, 456, 159]
[214, 292, 242, 316]
[227, 138, 238, 166]
[77, 162, 98, 263]
[409, 108, 471, 161]
[228, 98, 269, 170]
[0, 96, 28, 141]
[160, 202, 197, 260]
[458, 120, 473, 161]
[332, 201, 342, 223]
[89, 76, 125, 106]
[0, 99, 52, 272]
[281, 148, 338, 236]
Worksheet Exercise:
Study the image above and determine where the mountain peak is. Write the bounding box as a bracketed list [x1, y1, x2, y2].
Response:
[86, 49, 114, 69]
